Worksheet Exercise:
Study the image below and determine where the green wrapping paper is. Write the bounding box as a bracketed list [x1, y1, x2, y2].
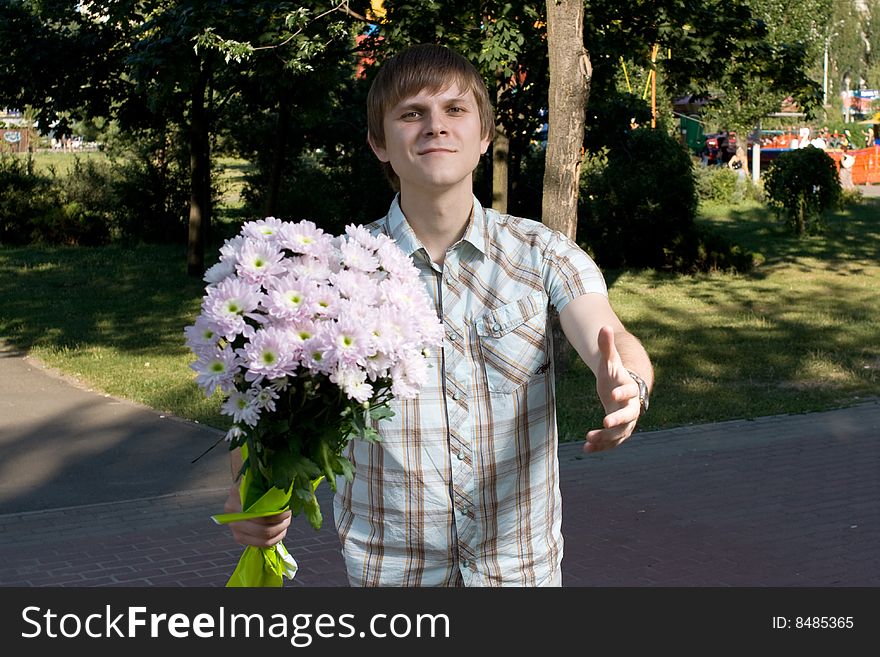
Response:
[211, 444, 323, 587]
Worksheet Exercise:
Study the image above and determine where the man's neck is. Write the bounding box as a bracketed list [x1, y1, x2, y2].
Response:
[398, 184, 474, 266]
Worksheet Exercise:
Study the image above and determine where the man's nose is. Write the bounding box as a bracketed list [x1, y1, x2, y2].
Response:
[424, 109, 448, 136]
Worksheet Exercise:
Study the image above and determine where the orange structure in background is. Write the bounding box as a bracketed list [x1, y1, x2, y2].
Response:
[827, 146, 880, 185]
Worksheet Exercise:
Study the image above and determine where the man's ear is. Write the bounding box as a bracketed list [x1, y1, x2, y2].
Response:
[367, 133, 389, 163]
[480, 133, 492, 156]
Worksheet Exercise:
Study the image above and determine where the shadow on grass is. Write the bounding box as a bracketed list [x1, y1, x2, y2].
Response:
[557, 198, 880, 438]
[3, 202, 878, 445]
[558, 269, 880, 438]
[700, 197, 880, 266]
[0, 243, 206, 355]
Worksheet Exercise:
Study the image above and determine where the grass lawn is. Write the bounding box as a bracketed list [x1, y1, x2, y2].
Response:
[556, 196, 880, 438]
[9, 149, 107, 176]
[1, 194, 878, 440]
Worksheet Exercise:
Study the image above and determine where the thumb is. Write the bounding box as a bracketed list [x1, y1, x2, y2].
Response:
[597, 325, 619, 372]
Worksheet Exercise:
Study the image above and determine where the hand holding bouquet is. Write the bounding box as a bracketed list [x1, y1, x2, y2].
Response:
[185, 218, 442, 586]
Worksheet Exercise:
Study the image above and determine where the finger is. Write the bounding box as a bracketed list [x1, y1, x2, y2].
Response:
[609, 381, 640, 404]
[584, 422, 635, 453]
[597, 325, 619, 372]
[583, 431, 623, 454]
[231, 516, 291, 547]
[603, 400, 640, 429]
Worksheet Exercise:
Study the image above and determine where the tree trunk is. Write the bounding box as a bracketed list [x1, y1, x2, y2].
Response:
[544, 0, 592, 375]
[492, 123, 509, 213]
[542, 0, 590, 240]
[797, 196, 806, 236]
[265, 94, 292, 217]
[187, 64, 212, 277]
[492, 80, 509, 213]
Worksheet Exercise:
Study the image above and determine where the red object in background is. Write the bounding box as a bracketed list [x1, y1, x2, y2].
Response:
[826, 145, 880, 185]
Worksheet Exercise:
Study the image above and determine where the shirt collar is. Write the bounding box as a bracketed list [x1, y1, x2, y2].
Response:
[384, 194, 489, 259]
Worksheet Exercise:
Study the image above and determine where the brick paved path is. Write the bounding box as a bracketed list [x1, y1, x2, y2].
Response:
[1, 408, 876, 586]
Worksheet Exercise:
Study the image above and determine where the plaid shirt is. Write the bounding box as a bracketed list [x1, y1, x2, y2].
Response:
[333, 195, 607, 586]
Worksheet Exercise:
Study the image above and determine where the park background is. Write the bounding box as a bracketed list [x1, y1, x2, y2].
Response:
[1, 0, 879, 441]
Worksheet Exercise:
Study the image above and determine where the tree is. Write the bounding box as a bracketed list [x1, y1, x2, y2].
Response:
[127, 1, 359, 275]
[542, 0, 589, 240]
[0, 1, 362, 274]
[363, 1, 547, 213]
[0, 1, 135, 136]
[867, 1, 880, 87]
[763, 146, 841, 235]
[701, 0, 828, 145]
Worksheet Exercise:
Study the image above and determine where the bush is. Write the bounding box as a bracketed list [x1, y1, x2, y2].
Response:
[0, 155, 116, 246]
[578, 130, 755, 273]
[695, 164, 739, 204]
[0, 137, 190, 246]
[43, 158, 117, 245]
[104, 132, 190, 244]
[0, 155, 57, 245]
[579, 129, 696, 270]
[242, 147, 393, 233]
[762, 146, 841, 236]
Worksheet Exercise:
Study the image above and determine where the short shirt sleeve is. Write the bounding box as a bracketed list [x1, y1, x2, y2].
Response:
[543, 229, 607, 313]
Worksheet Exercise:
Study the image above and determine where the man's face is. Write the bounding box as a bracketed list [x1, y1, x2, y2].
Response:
[370, 83, 491, 193]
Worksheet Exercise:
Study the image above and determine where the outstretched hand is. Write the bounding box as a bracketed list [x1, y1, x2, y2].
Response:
[584, 326, 642, 454]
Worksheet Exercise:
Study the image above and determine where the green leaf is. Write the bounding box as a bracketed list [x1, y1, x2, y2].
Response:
[369, 404, 395, 421]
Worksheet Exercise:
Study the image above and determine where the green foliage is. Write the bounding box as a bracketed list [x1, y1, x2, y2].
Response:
[694, 162, 761, 205]
[763, 146, 842, 235]
[0, 138, 190, 246]
[104, 132, 191, 244]
[241, 148, 392, 233]
[695, 164, 739, 203]
[0, 155, 53, 245]
[579, 130, 755, 272]
[0, 155, 112, 246]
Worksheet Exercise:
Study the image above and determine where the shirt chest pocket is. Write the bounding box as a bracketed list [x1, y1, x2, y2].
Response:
[474, 292, 549, 394]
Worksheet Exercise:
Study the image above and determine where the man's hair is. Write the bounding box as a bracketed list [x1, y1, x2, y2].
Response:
[367, 44, 494, 190]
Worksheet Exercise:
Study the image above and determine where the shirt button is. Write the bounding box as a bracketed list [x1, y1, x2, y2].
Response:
[492, 322, 501, 331]
[461, 559, 471, 569]
[447, 332, 457, 341]
[457, 450, 466, 461]
[461, 505, 471, 516]
[452, 391, 461, 401]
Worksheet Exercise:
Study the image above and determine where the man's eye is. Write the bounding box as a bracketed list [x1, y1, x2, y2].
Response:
[401, 111, 420, 120]
[449, 106, 465, 113]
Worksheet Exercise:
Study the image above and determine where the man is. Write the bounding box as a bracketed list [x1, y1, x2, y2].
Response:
[224, 44, 653, 587]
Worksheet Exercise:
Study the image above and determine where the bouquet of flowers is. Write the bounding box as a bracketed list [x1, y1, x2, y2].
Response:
[185, 217, 443, 587]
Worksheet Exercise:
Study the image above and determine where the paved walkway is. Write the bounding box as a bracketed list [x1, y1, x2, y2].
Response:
[1, 345, 878, 587]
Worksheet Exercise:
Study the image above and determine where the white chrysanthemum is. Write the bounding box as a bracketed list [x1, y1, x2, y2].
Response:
[238, 326, 300, 382]
[235, 239, 285, 285]
[263, 274, 318, 321]
[277, 220, 327, 255]
[253, 386, 279, 412]
[219, 236, 246, 263]
[221, 390, 261, 427]
[202, 277, 263, 341]
[242, 216, 285, 240]
[203, 259, 236, 285]
[190, 346, 239, 396]
[331, 367, 373, 403]
[224, 425, 244, 442]
[340, 239, 380, 273]
[377, 239, 419, 280]
[390, 351, 429, 399]
[184, 316, 222, 358]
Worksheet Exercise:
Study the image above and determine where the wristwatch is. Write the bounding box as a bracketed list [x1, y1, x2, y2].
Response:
[626, 369, 650, 416]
